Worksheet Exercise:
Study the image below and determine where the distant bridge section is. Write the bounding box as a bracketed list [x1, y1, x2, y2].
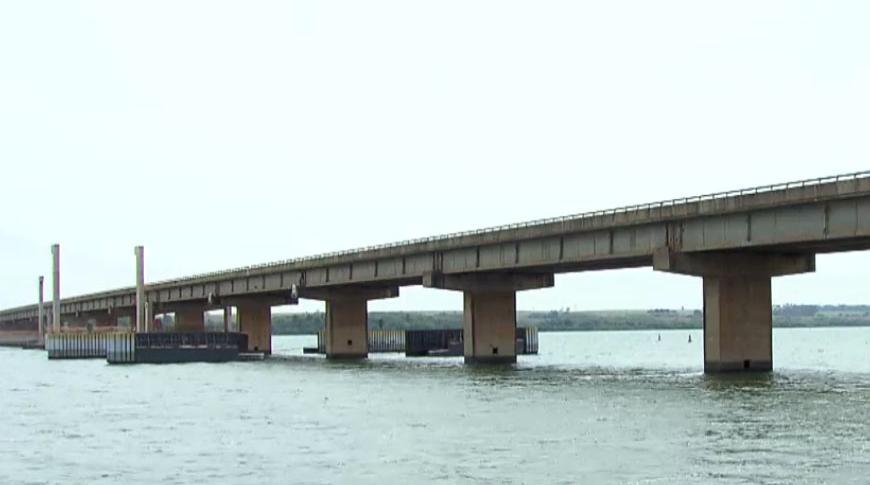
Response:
[2, 171, 869, 370]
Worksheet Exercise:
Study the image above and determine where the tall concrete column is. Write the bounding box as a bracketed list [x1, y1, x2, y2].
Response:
[654, 249, 815, 373]
[463, 290, 518, 364]
[237, 300, 272, 354]
[703, 275, 773, 371]
[145, 302, 154, 332]
[37, 276, 45, 343]
[325, 297, 369, 359]
[174, 306, 205, 331]
[51, 244, 60, 332]
[424, 272, 554, 364]
[300, 286, 399, 360]
[134, 246, 145, 333]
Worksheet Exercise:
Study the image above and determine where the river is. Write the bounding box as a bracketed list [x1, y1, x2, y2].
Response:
[2, 328, 869, 484]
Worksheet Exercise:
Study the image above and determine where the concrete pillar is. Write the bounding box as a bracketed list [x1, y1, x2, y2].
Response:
[174, 306, 205, 331]
[134, 246, 145, 333]
[325, 297, 368, 359]
[703, 275, 773, 371]
[423, 272, 554, 364]
[237, 301, 271, 354]
[464, 290, 517, 364]
[37, 276, 44, 343]
[144, 302, 154, 333]
[653, 249, 815, 373]
[51, 244, 60, 332]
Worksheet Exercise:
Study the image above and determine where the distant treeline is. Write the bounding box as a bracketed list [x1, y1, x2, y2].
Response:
[7, 304, 864, 334]
[255, 305, 870, 335]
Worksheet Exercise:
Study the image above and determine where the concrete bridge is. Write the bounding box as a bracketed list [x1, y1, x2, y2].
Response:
[2, 171, 869, 371]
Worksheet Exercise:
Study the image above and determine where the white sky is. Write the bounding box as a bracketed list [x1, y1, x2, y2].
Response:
[1, 1, 868, 313]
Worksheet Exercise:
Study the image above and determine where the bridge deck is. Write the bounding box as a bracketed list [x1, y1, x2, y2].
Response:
[2, 171, 869, 322]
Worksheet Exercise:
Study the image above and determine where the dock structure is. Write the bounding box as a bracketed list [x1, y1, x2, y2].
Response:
[106, 332, 248, 364]
[2, 172, 870, 371]
[46, 330, 117, 359]
[308, 327, 539, 357]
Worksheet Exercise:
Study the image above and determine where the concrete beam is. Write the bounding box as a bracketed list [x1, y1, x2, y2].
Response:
[653, 248, 815, 277]
[221, 293, 298, 307]
[299, 285, 399, 302]
[422, 271, 554, 292]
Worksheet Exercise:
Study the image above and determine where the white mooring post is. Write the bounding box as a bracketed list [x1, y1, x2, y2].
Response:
[51, 244, 60, 332]
[135, 246, 145, 333]
[37, 276, 45, 343]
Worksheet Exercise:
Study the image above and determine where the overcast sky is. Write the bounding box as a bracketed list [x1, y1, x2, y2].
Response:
[1, 1, 868, 313]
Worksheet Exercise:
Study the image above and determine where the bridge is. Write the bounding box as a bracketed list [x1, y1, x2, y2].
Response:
[2, 171, 869, 371]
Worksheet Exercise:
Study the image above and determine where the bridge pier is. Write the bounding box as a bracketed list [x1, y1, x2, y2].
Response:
[326, 297, 368, 359]
[237, 300, 271, 354]
[173, 305, 206, 331]
[301, 286, 399, 359]
[654, 250, 815, 372]
[424, 272, 554, 364]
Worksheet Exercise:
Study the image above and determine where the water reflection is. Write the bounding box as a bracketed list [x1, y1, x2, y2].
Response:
[701, 371, 777, 392]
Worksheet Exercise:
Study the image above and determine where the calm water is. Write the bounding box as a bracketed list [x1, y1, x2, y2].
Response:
[2, 328, 870, 484]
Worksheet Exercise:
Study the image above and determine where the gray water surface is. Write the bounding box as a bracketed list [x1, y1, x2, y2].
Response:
[2, 328, 869, 484]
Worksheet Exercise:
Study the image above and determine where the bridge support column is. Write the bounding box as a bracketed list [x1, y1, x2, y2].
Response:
[174, 305, 206, 331]
[702, 275, 773, 371]
[654, 250, 815, 373]
[237, 300, 271, 354]
[301, 286, 399, 359]
[325, 298, 368, 359]
[424, 272, 554, 364]
[463, 290, 517, 364]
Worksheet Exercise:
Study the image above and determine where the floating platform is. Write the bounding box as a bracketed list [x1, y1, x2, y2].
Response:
[107, 332, 248, 364]
[310, 327, 538, 356]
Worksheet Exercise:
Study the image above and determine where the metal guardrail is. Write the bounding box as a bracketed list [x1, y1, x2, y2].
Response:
[148, 170, 870, 286]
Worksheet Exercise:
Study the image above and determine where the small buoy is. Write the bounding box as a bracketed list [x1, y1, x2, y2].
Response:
[688, 334, 692, 343]
[657, 333, 661, 342]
